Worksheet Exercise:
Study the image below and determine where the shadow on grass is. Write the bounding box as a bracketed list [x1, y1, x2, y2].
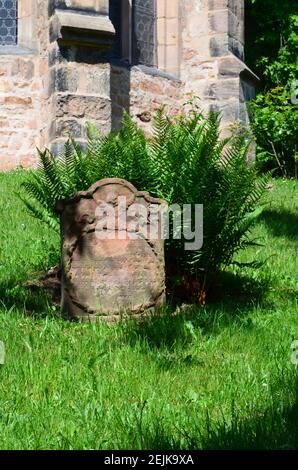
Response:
[0, 261, 272, 327]
[0, 284, 50, 316]
[0, 270, 59, 316]
[120, 270, 272, 351]
[188, 375, 298, 450]
[134, 374, 298, 450]
[261, 209, 298, 239]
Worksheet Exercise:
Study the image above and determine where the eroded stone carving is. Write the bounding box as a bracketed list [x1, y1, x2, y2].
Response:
[57, 178, 166, 322]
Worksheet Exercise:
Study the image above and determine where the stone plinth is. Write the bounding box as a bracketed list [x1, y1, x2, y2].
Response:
[57, 179, 167, 322]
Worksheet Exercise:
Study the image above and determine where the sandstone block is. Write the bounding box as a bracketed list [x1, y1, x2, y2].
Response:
[56, 119, 82, 138]
[209, 35, 229, 56]
[4, 96, 32, 106]
[56, 94, 110, 120]
[208, 0, 229, 9]
[228, 37, 244, 60]
[209, 11, 228, 34]
[218, 57, 241, 77]
[56, 67, 79, 93]
[83, 67, 110, 96]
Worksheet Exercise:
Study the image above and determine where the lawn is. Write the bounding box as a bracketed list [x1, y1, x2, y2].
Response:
[0, 170, 297, 450]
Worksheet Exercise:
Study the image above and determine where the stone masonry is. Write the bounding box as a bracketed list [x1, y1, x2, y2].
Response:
[0, 1, 50, 171]
[0, 0, 258, 170]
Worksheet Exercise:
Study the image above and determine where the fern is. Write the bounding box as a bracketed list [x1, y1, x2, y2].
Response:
[20, 107, 267, 299]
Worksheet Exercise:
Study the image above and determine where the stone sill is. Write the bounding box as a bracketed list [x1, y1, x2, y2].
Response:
[55, 9, 114, 34]
[0, 45, 37, 56]
[110, 60, 181, 83]
[52, 9, 115, 48]
[135, 64, 181, 83]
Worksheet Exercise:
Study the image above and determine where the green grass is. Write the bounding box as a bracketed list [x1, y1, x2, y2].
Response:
[0, 170, 297, 450]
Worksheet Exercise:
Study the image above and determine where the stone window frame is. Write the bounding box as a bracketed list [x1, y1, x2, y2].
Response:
[156, 0, 180, 76]
[0, 0, 37, 53]
[121, 0, 180, 76]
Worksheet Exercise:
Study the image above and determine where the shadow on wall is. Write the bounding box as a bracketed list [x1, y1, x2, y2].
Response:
[109, 0, 131, 130]
[110, 64, 131, 131]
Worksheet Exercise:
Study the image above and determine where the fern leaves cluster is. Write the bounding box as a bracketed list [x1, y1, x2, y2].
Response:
[20, 107, 267, 281]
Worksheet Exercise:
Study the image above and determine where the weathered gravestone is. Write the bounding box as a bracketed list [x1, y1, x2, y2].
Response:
[56, 178, 166, 322]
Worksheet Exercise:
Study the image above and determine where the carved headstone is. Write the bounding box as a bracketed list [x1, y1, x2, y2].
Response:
[57, 178, 166, 322]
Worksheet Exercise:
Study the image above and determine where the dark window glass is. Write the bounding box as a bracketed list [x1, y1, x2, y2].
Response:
[0, 0, 17, 46]
[109, 0, 122, 60]
[109, 0, 156, 66]
[132, 0, 156, 66]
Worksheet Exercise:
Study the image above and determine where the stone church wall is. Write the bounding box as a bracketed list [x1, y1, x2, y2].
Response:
[0, 0, 257, 170]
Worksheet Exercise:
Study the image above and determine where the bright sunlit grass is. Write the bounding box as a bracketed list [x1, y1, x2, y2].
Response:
[0, 171, 297, 449]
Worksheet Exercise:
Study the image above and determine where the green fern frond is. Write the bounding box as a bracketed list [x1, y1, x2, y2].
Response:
[20, 105, 266, 286]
